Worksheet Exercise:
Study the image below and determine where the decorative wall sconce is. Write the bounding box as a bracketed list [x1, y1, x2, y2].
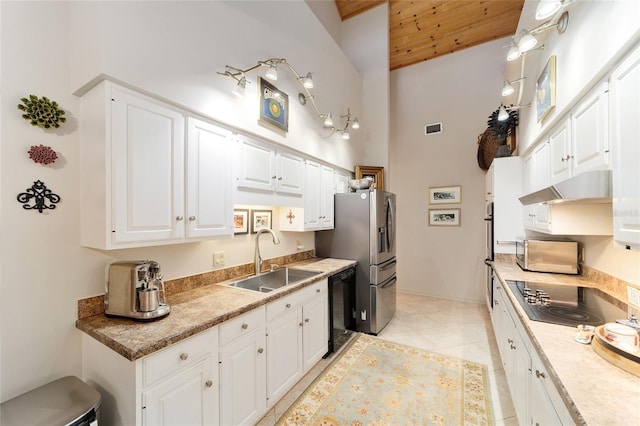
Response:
[508, 12, 569, 61]
[217, 58, 359, 138]
[535, 0, 574, 20]
[497, 104, 531, 122]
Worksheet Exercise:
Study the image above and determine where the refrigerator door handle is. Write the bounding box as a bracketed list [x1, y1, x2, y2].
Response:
[379, 276, 397, 289]
[380, 259, 397, 271]
[386, 198, 395, 251]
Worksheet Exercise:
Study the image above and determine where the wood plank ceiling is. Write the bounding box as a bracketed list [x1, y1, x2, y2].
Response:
[335, 0, 524, 71]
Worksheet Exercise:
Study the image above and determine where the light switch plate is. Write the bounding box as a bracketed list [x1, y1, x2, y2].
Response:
[213, 251, 225, 267]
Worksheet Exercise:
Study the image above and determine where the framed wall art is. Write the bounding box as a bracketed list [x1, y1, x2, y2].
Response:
[251, 209, 272, 233]
[233, 209, 249, 235]
[428, 185, 462, 204]
[536, 55, 556, 122]
[259, 77, 288, 132]
[355, 165, 384, 190]
[428, 208, 461, 226]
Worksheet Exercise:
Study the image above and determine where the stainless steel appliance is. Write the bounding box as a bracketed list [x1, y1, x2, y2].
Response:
[505, 280, 627, 327]
[316, 189, 397, 335]
[516, 239, 579, 274]
[105, 260, 170, 320]
[484, 202, 494, 310]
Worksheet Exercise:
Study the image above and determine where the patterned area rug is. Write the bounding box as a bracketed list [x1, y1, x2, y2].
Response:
[277, 333, 493, 426]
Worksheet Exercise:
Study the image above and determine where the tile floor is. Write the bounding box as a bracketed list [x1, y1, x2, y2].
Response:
[257, 291, 518, 426]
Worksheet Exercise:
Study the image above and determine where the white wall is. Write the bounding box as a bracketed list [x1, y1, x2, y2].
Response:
[0, 1, 364, 401]
[390, 38, 509, 302]
[508, 0, 640, 285]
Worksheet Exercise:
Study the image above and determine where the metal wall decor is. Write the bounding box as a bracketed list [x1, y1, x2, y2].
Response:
[17, 95, 66, 129]
[17, 180, 61, 213]
[28, 144, 58, 165]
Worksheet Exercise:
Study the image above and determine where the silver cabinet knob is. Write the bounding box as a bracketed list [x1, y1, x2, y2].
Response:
[272, 175, 277, 179]
[205, 380, 213, 388]
[176, 216, 184, 221]
[258, 348, 264, 354]
[299, 322, 304, 327]
[278, 177, 283, 180]
[304, 318, 310, 323]
[535, 370, 546, 379]
[286, 303, 291, 308]
[241, 323, 248, 330]
[189, 216, 196, 221]
[316, 289, 321, 293]
[180, 353, 188, 361]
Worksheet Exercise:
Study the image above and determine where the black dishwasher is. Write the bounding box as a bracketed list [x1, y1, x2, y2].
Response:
[325, 266, 356, 357]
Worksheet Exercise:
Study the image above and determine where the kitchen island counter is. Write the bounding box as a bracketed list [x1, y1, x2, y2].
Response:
[492, 259, 639, 426]
[76, 258, 356, 361]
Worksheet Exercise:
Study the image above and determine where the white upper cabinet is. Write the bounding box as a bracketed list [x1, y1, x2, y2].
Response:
[570, 82, 610, 175]
[80, 81, 234, 249]
[233, 135, 305, 206]
[548, 118, 572, 184]
[186, 118, 234, 239]
[611, 44, 640, 250]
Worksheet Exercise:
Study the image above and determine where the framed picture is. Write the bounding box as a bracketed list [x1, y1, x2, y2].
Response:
[251, 209, 272, 233]
[259, 77, 288, 132]
[428, 185, 462, 204]
[355, 165, 384, 190]
[233, 209, 249, 235]
[536, 55, 556, 122]
[428, 208, 461, 226]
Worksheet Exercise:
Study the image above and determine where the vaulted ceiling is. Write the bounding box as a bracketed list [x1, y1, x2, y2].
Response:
[334, 0, 525, 71]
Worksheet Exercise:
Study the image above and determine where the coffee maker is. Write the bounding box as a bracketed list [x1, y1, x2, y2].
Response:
[105, 260, 170, 320]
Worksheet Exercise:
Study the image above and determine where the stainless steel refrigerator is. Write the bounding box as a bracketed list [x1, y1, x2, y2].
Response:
[316, 189, 397, 335]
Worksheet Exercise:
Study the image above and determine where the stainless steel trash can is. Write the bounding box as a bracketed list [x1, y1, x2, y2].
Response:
[0, 376, 101, 425]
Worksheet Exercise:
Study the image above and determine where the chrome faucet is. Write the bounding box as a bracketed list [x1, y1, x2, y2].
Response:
[254, 228, 280, 275]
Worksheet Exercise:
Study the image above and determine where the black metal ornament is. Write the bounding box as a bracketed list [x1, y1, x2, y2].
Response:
[17, 180, 61, 213]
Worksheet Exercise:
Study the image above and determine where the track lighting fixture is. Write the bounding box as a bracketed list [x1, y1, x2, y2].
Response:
[507, 11, 568, 61]
[498, 104, 531, 121]
[218, 57, 359, 139]
[535, 0, 571, 20]
[501, 78, 526, 97]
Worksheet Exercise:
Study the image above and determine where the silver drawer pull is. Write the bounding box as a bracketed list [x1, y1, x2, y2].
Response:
[180, 353, 188, 361]
[205, 380, 213, 388]
[241, 323, 248, 330]
[535, 370, 546, 379]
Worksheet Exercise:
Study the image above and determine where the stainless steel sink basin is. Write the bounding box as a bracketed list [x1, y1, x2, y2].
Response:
[226, 268, 321, 293]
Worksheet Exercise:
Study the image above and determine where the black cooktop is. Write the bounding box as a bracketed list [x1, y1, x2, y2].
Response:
[505, 280, 628, 327]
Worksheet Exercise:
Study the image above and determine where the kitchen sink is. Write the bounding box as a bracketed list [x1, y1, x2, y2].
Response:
[226, 268, 321, 293]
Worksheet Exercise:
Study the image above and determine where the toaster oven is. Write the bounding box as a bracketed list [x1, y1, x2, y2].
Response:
[515, 239, 579, 274]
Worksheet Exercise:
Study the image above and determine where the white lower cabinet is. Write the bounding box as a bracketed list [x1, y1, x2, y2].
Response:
[492, 281, 573, 426]
[218, 307, 267, 426]
[81, 326, 219, 426]
[266, 279, 328, 406]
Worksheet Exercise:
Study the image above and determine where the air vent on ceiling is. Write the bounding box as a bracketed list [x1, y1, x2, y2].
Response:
[425, 122, 442, 135]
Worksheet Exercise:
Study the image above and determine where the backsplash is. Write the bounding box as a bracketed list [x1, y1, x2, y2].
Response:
[77, 250, 316, 320]
[494, 253, 634, 303]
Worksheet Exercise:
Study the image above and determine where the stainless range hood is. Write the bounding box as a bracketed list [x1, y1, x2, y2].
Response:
[519, 170, 612, 205]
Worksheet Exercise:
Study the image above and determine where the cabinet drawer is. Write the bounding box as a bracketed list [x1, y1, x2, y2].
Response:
[531, 348, 569, 421]
[142, 326, 217, 387]
[219, 306, 266, 347]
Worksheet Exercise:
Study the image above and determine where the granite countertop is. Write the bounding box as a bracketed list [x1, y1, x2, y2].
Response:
[76, 258, 356, 361]
[491, 260, 640, 426]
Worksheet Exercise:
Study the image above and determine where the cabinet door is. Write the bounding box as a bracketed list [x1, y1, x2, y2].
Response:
[571, 82, 610, 175]
[266, 308, 303, 405]
[611, 45, 640, 250]
[235, 136, 276, 192]
[334, 169, 351, 194]
[111, 87, 185, 243]
[219, 331, 267, 426]
[521, 154, 535, 229]
[548, 119, 572, 184]
[186, 118, 234, 239]
[320, 165, 335, 228]
[276, 150, 305, 196]
[304, 160, 322, 229]
[532, 142, 551, 232]
[302, 289, 329, 371]
[143, 359, 217, 426]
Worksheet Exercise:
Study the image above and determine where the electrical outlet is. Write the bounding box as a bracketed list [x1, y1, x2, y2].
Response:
[628, 286, 640, 308]
[213, 251, 225, 267]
